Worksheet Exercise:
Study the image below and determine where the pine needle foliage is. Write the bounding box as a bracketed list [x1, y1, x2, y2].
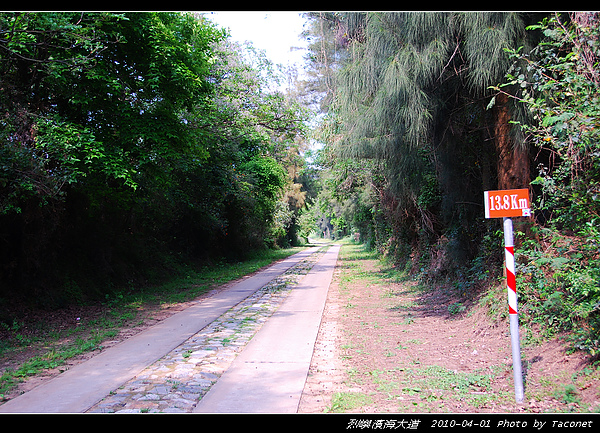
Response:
[459, 12, 527, 92]
[309, 11, 542, 277]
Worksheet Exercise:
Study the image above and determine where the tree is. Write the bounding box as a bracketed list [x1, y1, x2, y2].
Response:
[494, 13, 600, 355]
[0, 11, 314, 301]
[304, 12, 546, 273]
[175, 34, 310, 255]
[499, 13, 600, 231]
[0, 12, 294, 298]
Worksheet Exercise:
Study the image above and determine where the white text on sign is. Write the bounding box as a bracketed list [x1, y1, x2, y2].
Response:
[484, 189, 531, 219]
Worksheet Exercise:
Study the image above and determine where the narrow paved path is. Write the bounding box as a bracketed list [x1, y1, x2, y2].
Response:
[0, 245, 339, 413]
[194, 244, 340, 413]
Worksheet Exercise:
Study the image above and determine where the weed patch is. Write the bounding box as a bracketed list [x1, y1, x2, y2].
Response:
[326, 392, 373, 413]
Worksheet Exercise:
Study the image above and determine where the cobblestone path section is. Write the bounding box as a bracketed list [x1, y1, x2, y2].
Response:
[87, 247, 328, 413]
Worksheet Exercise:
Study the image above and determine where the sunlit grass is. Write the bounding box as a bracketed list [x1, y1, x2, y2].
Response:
[326, 391, 374, 413]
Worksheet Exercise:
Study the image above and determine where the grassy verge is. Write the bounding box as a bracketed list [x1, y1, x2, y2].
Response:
[0, 246, 306, 401]
[328, 241, 600, 413]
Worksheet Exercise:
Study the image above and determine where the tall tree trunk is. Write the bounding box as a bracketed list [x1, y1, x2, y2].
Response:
[493, 93, 530, 190]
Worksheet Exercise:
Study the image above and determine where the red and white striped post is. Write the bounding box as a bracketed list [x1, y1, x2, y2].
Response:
[503, 217, 524, 403]
[484, 189, 529, 404]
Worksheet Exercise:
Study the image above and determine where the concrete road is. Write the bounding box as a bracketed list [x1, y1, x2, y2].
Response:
[194, 244, 340, 413]
[0, 246, 328, 413]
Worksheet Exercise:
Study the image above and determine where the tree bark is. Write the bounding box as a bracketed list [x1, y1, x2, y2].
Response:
[493, 92, 530, 190]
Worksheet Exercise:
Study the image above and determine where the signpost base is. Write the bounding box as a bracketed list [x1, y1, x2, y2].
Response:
[509, 314, 525, 403]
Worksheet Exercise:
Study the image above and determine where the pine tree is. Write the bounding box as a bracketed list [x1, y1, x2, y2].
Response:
[307, 12, 547, 270]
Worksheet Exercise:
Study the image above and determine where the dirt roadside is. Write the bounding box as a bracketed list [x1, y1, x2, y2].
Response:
[2, 242, 599, 413]
[298, 243, 600, 414]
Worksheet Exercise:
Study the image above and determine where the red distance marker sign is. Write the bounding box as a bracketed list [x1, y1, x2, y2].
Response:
[484, 189, 531, 219]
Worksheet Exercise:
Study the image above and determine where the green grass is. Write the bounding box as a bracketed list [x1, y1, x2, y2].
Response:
[326, 392, 374, 413]
[342, 362, 513, 412]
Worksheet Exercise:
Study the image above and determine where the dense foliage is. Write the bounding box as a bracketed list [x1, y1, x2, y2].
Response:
[499, 14, 600, 355]
[302, 12, 600, 355]
[303, 11, 542, 271]
[0, 12, 310, 304]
